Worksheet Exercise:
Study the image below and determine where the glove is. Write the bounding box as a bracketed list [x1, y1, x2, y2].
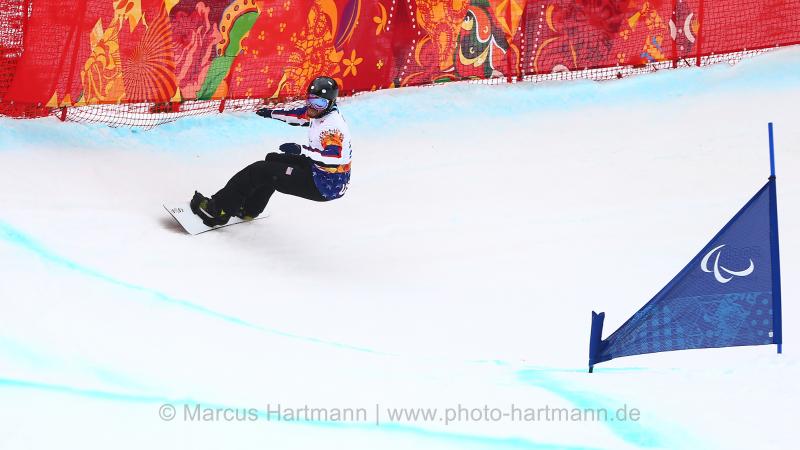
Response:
[255, 108, 272, 118]
[279, 143, 302, 155]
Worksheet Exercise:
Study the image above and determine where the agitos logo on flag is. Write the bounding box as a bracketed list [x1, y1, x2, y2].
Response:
[700, 244, 755, 284]
[588, 124, 783, 372]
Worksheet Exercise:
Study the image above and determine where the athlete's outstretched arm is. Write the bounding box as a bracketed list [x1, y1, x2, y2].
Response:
[255, 106, 310, 127]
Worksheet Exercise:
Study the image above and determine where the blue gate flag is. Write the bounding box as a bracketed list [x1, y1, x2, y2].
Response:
[589, 178, 783, 370]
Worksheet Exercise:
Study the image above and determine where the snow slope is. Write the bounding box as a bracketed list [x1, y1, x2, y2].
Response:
[1, 47, 799, 449]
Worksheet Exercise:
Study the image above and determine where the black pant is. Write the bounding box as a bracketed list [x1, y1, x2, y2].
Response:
[212, 153, 326, 218]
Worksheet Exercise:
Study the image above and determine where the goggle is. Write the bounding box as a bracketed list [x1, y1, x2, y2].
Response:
[307, 94, 330, 111]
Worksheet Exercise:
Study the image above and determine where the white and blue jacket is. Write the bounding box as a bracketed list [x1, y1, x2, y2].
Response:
[265, 105, 352, 200]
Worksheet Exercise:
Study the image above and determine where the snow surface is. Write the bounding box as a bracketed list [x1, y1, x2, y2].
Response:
[1, 47, 800, 450]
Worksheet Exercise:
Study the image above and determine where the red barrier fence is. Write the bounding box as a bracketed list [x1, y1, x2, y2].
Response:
[1, 0, 798, 127]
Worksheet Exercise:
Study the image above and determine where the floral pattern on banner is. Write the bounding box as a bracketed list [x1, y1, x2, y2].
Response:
[8, 0, 791, 118]
[170, 1, 225, 100]
[227, 0, 395, 100]
[401, 0, 521, 85]
[530, 0, 676, 74]
[77, 0, 179, 104]
[119, 2, 178, 102]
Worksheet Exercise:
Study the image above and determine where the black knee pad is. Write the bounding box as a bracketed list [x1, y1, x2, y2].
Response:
[265, 152, 283, 162]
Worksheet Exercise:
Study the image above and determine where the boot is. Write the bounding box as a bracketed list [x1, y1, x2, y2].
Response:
[190, 191, 231, 227]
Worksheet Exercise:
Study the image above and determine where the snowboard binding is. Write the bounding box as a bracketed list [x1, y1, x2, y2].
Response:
[190, 191, 231, 227]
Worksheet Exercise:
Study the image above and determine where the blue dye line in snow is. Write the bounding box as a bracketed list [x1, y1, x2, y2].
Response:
[516, 369, 699, 449]
[0, 220, 385, 356]
[0, 221, 668, 447]
[0, 335, 665, 449]
[0, 336, 54, 369]
[0, 376, 604, 450]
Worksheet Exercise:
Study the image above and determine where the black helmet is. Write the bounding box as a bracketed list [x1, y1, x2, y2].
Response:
[307, 76, 339, 115]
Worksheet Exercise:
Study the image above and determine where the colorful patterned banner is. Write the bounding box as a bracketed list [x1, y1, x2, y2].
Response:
[0, 0, 798, 124]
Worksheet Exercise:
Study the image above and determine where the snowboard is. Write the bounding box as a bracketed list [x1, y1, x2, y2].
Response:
[164, 202, 268, 235]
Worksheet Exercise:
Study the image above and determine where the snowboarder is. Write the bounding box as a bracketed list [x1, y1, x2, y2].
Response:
[190, 76, 352, 226]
